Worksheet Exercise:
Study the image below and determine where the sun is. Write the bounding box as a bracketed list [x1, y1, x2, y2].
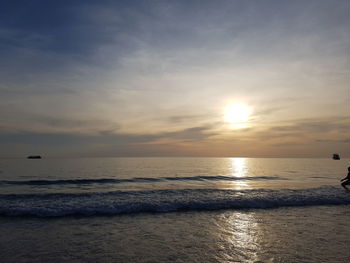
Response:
[224, 103, 251, 127]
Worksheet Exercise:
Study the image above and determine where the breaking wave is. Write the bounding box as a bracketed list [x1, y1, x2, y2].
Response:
[0, 186, 349, 217]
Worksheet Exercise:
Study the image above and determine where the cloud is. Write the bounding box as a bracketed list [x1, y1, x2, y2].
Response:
[164, 126, 217, 141]
[167, 114, 212, 124]
[315, 138, 350, 144]
[1, 1, 350, 157]
[0, 124, 218, 156]
[243, 116, 350, 145]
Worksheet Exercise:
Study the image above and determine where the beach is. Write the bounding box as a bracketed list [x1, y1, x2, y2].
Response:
[1, 157, 350, 262]
[2, 1, 350, 262]
[1, 205, 350, 262]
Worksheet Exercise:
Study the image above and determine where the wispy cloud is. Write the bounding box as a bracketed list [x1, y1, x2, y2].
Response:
[1, 0, 350, 157]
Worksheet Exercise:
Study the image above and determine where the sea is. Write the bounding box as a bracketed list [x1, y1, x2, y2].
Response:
[0, 157, 350, 262]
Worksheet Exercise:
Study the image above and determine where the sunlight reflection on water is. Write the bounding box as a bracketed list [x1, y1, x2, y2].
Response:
[217, 211, 261, 262]
[229, 158, 249, 189]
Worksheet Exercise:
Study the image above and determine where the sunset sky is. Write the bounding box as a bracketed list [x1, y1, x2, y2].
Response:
[1, 0, 350, 157]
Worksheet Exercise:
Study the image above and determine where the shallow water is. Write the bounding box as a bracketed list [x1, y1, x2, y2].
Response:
[1, 205, 350, 263]
[0, 157, 347, 194]
[1, 158, 350, 262]
[0, 158, 349, 216]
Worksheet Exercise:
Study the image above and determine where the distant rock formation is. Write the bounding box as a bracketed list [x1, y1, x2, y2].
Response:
[27, 155, 42, 159]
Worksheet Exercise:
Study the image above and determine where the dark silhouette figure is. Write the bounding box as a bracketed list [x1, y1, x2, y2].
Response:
[333, 153, 340, 160]
[340, 167, 350, 190]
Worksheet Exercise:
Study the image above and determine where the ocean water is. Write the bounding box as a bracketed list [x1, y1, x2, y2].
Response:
[0, 157, 350, 262]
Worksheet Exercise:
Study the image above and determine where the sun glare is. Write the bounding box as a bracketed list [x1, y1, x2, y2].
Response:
[224, 104, 251, 126]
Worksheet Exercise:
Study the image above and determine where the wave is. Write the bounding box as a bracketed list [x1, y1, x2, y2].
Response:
[0, 175, 287, 186]
[0, 186, 349, 217]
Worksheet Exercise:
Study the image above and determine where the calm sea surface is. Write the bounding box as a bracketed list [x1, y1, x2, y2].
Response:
[1, 158, 350, 262]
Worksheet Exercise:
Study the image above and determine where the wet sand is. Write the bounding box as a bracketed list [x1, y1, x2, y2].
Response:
[1, 205, 350, 263]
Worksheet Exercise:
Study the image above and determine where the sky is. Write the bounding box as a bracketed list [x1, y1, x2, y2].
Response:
[1, 0, 350, 158]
